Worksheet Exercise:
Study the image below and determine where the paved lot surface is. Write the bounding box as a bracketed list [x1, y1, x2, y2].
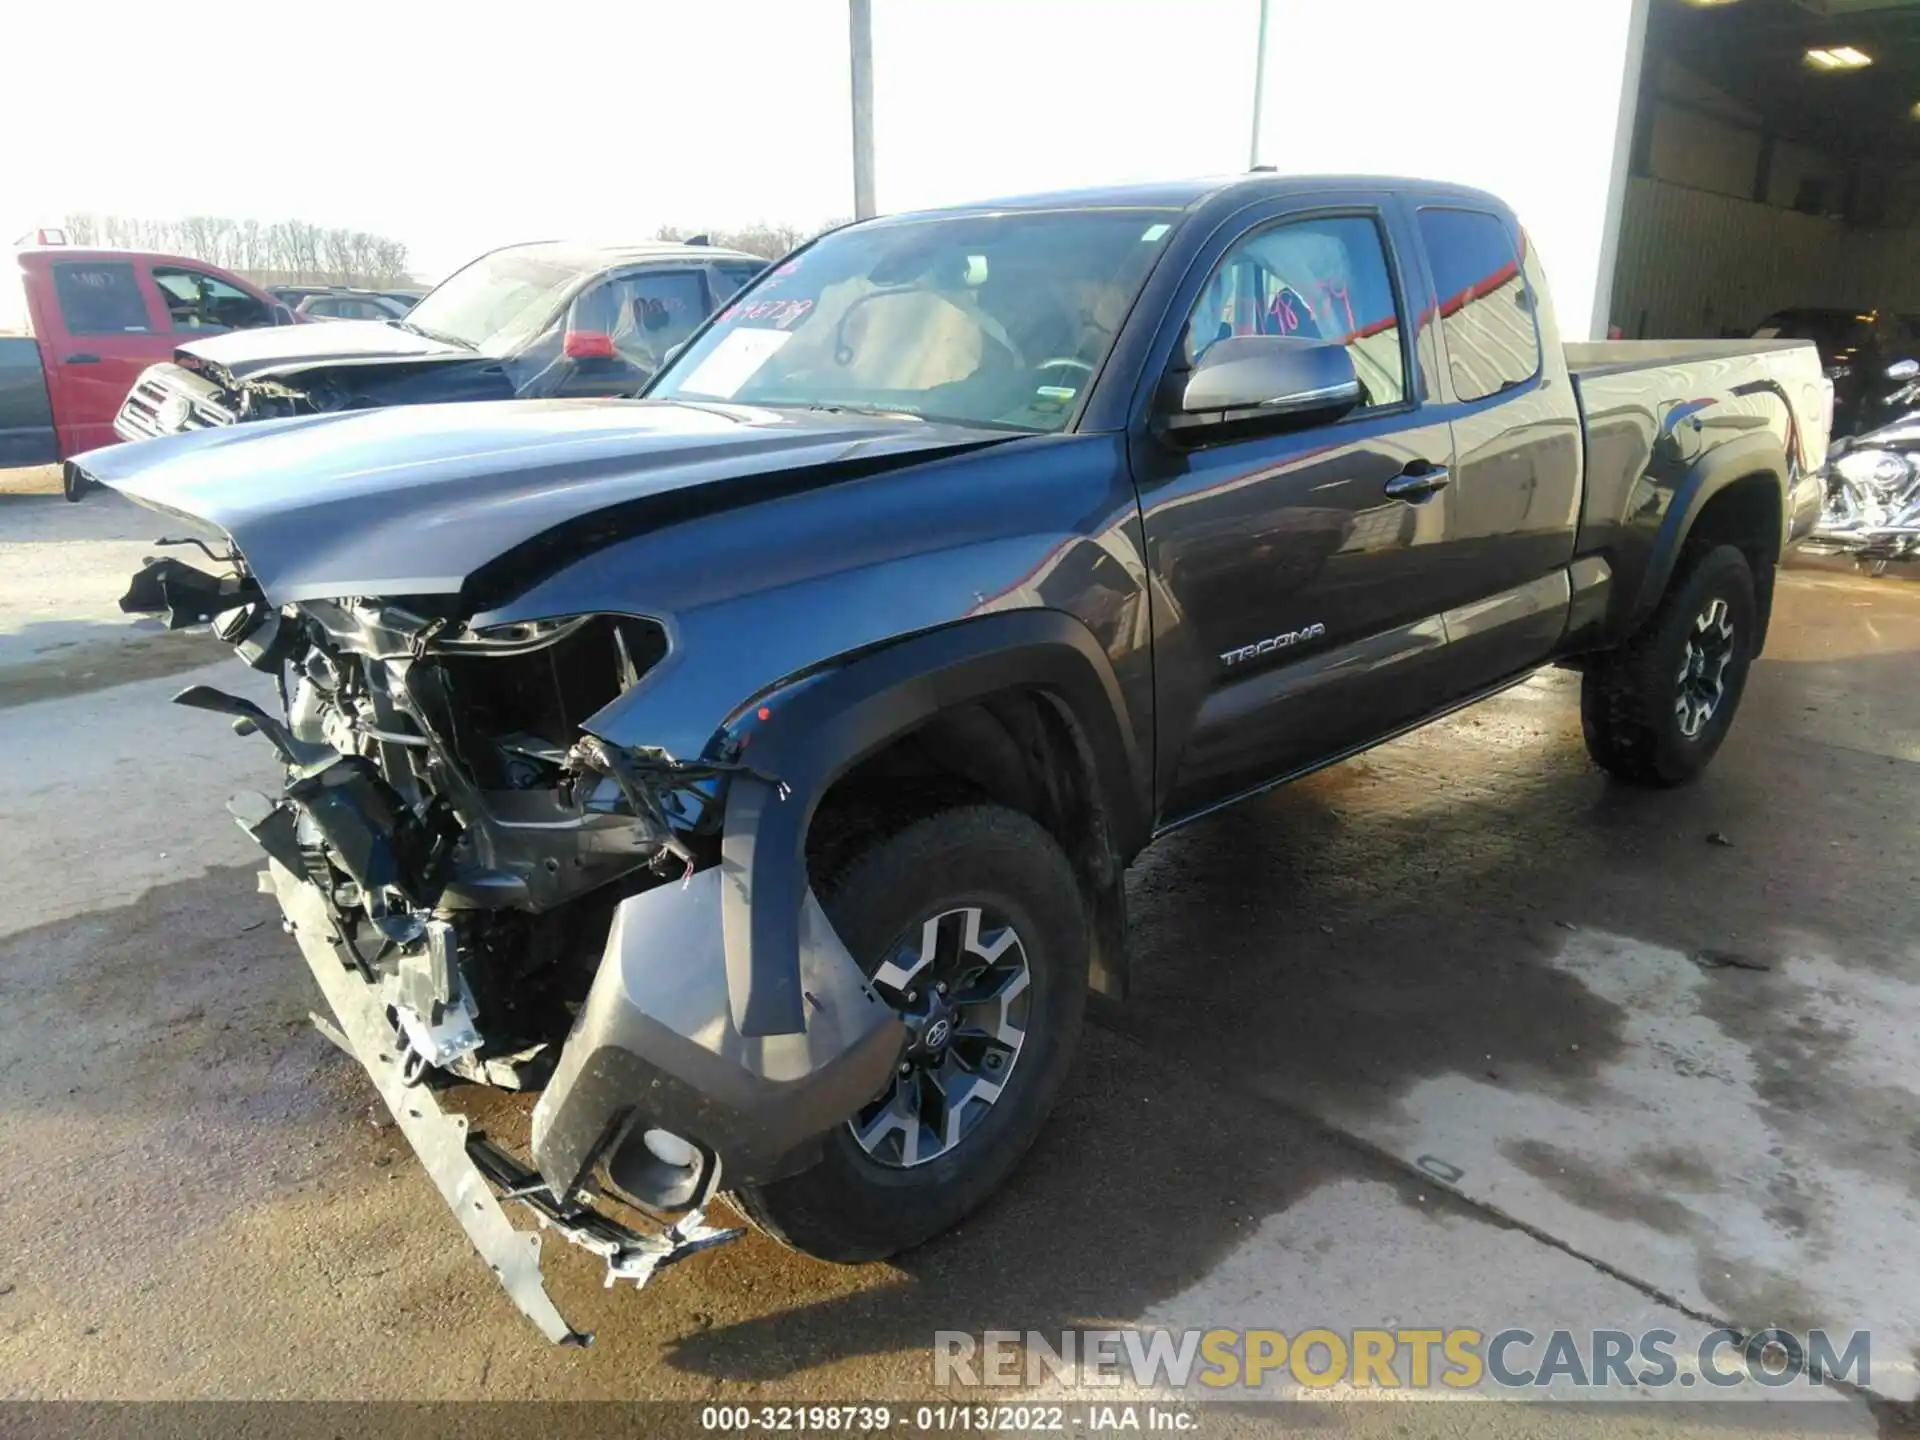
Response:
[1, 491, 1916, 1437]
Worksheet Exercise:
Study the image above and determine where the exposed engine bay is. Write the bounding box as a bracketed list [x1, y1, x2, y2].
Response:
[115, 353, 511, 441]
[120, 546, 903, 1342]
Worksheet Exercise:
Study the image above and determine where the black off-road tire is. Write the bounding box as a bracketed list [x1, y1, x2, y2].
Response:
[729, 804, 1087, 1263]
[1580, 543, 1759, 787]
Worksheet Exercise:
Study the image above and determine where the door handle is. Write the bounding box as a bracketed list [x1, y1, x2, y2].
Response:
[1384, 464, 1450, 499]
[64, 353, 102, 364]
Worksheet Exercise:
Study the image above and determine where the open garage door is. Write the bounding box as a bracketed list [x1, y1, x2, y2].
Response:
[1604, 0, 1920, 435]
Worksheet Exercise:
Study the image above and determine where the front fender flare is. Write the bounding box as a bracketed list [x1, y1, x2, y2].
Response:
[711, 608, 1149, 1037]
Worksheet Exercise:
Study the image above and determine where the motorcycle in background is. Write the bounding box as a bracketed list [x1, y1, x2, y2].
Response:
[1804, 358, 1920, 575]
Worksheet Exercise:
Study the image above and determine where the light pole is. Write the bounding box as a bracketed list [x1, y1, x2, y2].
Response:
[850, 0, 877, 219]
[1249, 0, 1270, 169]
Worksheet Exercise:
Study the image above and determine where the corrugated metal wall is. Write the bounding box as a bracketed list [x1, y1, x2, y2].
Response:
[1610, 178, 1920, 337]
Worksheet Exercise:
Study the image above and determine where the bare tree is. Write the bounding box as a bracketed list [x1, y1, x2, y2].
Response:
[207, 216, 239, 268]
[266, 220, 297, 273]
[319, 227, 352, 283]
[177, 215, 220, 262]
[51, 210, 411, 286]
[236, 218, 265, 272]
[370, 237, 412, 284]
[286, 220, 324, 277]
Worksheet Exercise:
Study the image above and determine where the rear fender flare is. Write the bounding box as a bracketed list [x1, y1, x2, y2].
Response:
[717, 608, 1149, 1037]
[1628, 428, 1787, 632]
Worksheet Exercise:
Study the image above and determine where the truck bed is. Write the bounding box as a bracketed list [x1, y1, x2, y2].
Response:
[1566, 338, 1830, 476]
[1565, 338, 1821, 380]
[1564, 337, 1831, 636]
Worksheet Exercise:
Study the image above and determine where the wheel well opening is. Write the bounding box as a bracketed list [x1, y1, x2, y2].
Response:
[1687, 473, 1782, 632]
[803, 689, 1126, 993]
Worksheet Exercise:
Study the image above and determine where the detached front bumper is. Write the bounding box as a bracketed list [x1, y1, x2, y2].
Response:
[530, 864, 906, 1201]
[270, 857, 904, 1341]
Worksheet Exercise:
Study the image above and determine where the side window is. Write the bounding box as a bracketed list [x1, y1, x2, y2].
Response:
[1183, 214, 1407, 409]
[1416, 208, 1540, 403]
[51, 262, 151, 335]
[310, 297, 383, 320]
[151, 266, 274, 332]
[713, 262, 767, 303]
[590, 270, 712, 370]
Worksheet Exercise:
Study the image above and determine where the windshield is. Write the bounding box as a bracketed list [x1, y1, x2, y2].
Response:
[649, 207, 1180, 431]
[404, 249, 586, 355]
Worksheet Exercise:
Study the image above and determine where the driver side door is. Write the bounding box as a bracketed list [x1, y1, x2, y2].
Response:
[1132, 195, 1461, 822]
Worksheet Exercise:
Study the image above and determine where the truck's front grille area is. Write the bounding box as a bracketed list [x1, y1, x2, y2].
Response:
[114, 367, 238, 440]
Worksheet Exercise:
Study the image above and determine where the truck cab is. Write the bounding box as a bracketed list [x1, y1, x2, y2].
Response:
[0, 246, 289, 463]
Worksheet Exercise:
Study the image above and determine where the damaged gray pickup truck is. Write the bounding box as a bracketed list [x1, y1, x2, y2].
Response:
[71, 174, 1831, 1342]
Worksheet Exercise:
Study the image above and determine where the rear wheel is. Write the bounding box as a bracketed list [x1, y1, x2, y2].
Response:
[730, 803, 1087, 1262]
[1580, 543, 1758, 787]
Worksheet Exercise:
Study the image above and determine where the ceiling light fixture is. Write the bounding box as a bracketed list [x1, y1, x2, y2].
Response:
[1680, 0, 1743, 7]
[1804, 45, 1873, 69]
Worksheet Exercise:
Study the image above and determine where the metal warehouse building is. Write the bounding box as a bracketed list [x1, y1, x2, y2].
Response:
[1245, 0, 1920, 346]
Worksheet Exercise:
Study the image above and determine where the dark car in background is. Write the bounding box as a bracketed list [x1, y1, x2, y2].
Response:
[1753, 307, 1918, 436]
[294, 289, 418, 322]
[114, 240, 766, 442]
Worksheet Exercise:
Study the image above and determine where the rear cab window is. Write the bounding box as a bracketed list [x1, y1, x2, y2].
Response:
[51, 261, 152, 335]
[1416, 207, 1541, 402]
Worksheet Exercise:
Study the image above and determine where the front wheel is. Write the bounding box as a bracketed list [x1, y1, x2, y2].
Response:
[730, 804, 1087, 1263]
[1580, 543, 1759, 787]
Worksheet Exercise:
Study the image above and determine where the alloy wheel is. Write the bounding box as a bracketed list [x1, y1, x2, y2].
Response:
[1675, 596, 1736, 739]
[849, 905, 1032, 1169]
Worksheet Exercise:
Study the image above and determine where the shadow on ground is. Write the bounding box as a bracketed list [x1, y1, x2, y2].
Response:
[0, 617, 229, 708]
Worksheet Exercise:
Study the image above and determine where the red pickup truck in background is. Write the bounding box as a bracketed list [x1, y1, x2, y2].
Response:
[0, 243, 292, 467]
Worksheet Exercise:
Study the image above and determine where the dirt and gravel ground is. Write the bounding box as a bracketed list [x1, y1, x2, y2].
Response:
[1, 489, 1917, 1438]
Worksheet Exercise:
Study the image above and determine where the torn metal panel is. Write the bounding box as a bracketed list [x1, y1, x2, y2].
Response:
[268, 861, 587, 1346]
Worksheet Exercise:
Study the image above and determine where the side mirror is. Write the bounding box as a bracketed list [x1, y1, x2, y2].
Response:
[1168, 336, 1361, 432]
[1886, 358, 1919, 382]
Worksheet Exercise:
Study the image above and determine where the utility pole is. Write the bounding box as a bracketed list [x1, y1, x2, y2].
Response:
[850, 0, 877, 219]
[1249, 0, 1270, 169]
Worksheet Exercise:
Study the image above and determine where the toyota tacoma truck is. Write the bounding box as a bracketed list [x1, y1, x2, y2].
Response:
[70, 174, 1831, 1343]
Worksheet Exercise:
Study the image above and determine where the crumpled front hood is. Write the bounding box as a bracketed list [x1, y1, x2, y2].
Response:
[74, 399, 1009, 607]
[179, 319, 473, 380]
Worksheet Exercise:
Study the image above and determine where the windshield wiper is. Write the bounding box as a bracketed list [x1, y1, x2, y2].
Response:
[394, 319, 473, 349]
[803, 403, 923, 421]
